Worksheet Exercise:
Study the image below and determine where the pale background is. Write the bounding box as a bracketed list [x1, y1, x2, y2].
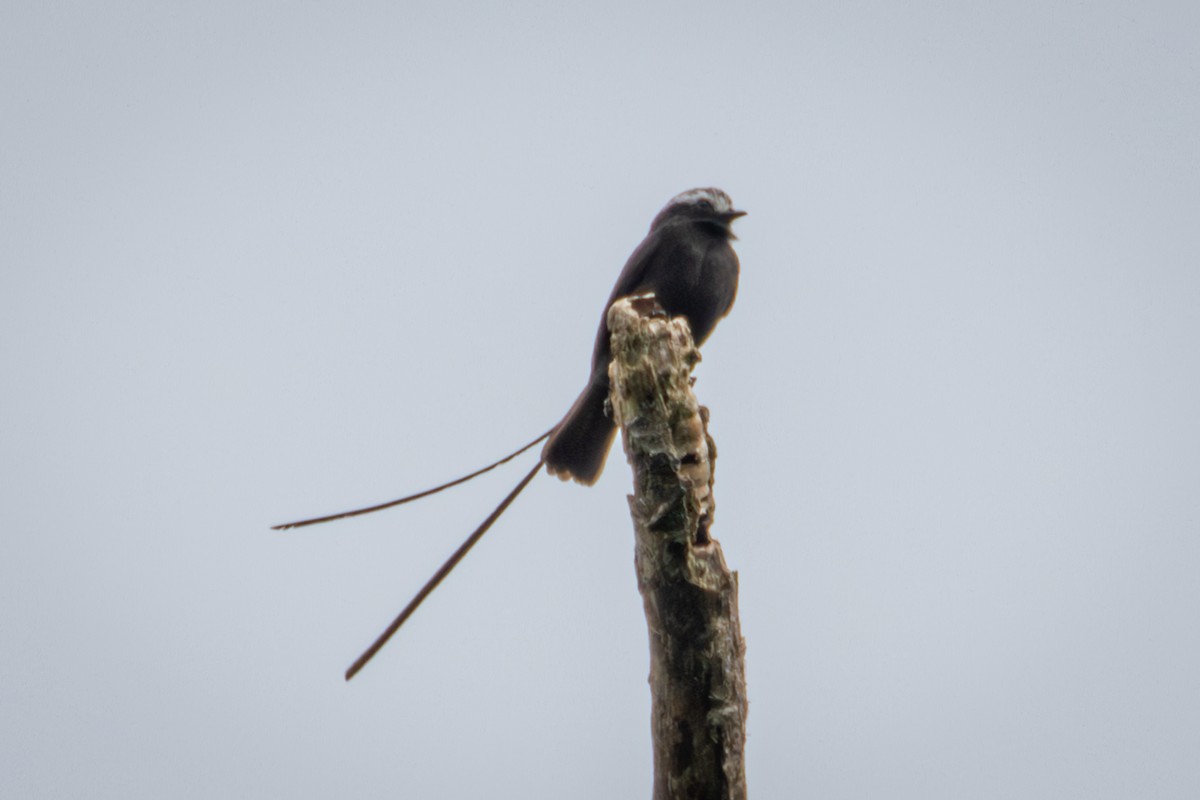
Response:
[3, 2, 1198, 798]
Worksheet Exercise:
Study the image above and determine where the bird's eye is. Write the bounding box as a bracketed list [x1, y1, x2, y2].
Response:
[697, 199, 713, 210]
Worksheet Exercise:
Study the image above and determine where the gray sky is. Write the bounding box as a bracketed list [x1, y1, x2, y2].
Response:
[3, 2, 1198, 797]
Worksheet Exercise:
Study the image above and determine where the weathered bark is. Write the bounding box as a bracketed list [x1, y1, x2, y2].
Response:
[607, 297, 748, 800]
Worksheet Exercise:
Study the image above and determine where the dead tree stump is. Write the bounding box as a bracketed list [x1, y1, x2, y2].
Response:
[607, 296, 748, 800]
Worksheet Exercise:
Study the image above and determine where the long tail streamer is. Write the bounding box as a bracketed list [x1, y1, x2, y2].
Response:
[345, 460, 544, 680]
[272, 429, 551, 530]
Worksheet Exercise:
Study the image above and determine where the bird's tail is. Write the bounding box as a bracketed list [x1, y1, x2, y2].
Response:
[542, 377, 617, 485]
[272, 428, 551, 530]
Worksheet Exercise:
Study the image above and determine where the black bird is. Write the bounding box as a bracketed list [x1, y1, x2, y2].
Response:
[543, 187, 744, 484]
[274, 187, 745, 679]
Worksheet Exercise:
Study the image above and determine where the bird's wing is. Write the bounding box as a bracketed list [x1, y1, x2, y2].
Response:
[587, 228, 667, 370]
[604, 226, 666, 306]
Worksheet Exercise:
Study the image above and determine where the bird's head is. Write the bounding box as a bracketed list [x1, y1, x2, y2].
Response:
[650, 187, 747, 236]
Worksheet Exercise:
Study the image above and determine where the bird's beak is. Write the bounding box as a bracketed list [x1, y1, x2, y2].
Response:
[721, 210, 746, 239]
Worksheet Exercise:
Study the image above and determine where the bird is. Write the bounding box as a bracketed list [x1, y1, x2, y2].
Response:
[273, 187, 745, 679]
[542, 187, 744, 484]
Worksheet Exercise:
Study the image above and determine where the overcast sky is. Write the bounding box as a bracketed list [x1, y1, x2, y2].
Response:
[3, 2, 1198, 798]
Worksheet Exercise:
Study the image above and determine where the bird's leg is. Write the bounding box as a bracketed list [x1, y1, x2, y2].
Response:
[628, 293, 667, 319]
